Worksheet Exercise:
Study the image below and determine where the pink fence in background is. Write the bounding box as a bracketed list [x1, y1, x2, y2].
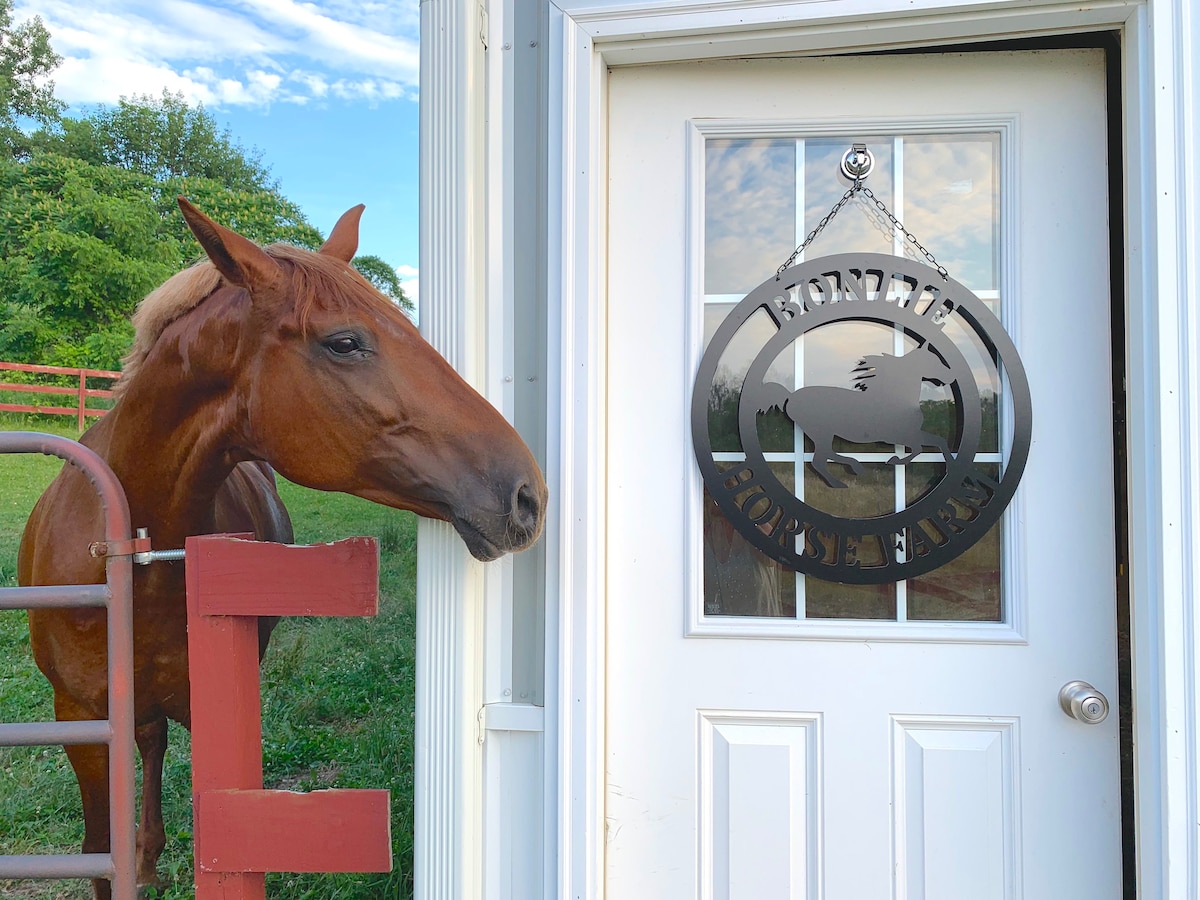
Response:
[0, 361, 121, 430]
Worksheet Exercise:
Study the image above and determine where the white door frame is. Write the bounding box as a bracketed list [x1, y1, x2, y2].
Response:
[419, 1, 1200, 898]
[544, 2, 1200, 899]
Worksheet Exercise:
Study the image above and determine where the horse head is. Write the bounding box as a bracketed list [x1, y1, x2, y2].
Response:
[909, 343, 953, 386]
[177, 197, 546, 560]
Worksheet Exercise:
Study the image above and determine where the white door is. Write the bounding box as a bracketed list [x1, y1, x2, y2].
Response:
[606, 51, 1118, 899]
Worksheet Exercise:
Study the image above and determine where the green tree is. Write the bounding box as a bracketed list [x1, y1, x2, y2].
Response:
[37, 90, 271, 190]
[0, 50, 412, 367]
[0, 149, 335, 369]
[352, 253, 413, 314]
[0, 0, 62, 157]
[0, 153, 179, 367]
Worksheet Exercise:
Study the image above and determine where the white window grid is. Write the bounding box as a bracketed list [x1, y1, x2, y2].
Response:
[702, 134, 1004, 623]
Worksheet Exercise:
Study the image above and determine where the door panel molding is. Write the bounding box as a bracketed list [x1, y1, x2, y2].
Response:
[698, 710, 823, 900]
[891, 715, 1022, 900]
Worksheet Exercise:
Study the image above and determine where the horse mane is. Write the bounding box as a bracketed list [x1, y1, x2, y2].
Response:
[116, 243, 397, 397]
[852, 354, 886, 389]
[116, 260, 222, 394]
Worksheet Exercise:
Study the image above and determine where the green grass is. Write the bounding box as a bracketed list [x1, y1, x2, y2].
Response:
[0, 412, 417, 899]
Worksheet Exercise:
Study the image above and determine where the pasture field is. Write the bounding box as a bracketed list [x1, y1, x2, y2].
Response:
[0, 413, 417, 899]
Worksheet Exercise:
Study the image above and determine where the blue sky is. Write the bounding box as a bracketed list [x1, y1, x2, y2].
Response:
[12, 0, 421, 301]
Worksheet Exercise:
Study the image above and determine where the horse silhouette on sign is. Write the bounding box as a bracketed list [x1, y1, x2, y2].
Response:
[753, 344, 954, 488]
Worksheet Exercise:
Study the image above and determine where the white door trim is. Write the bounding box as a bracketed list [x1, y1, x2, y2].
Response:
[540, 2, 1200, 900]
[417, 2, 488, 900]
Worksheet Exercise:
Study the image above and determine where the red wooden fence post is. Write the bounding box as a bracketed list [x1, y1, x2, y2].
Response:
[186, 534, 392, 900]
[76, 371, 86, 431]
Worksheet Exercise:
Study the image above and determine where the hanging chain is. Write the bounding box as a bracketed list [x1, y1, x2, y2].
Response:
[776, 145, 950, 282]
[777, 183, 859, 275]
[858, 185, 949, 281]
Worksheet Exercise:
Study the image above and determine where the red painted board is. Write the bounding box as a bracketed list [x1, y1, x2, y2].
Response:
[194, 870, 265, 900]
[186, 535, 264, 793]
[190, 535, 379, 616]
[195, 789, 392, 873]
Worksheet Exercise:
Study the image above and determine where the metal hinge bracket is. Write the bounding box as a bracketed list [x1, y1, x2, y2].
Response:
[90, 528, 186, 565]
[89, 535, 151, 559]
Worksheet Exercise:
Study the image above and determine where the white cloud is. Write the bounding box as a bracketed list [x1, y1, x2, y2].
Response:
[13, 0, 419, 109]
[291, 71, 330, 99]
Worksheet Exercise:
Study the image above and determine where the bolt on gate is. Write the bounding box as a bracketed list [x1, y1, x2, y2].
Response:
[0, 431, 137, 899]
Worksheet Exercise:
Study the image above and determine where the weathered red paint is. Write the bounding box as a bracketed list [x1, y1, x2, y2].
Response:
[185, 534, 391, 900]
[196, 789, 391, 873]
[191, 535, 379, 617]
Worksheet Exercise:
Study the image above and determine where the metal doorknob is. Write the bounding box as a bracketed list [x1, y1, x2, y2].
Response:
[1059, 681, 1109, 725]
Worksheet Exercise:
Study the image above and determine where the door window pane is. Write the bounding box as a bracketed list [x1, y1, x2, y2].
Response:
[705, 139, 797, 295]
[701, 132, 1005, 624]
[704, 463, 796, 617]
[903, 135, 1000, 291]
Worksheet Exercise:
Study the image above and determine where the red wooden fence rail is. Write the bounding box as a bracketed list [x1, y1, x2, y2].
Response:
[0, 361, 121, 430]
[185, 534, 392, 900]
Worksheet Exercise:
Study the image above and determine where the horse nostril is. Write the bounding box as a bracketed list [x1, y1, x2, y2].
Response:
[512, 480, 543, 534]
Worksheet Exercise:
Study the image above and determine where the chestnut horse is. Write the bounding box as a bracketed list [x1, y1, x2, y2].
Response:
[17, 198, 547, 898]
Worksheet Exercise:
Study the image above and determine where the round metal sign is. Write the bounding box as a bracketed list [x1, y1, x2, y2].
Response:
[692, 253, 1032, 585]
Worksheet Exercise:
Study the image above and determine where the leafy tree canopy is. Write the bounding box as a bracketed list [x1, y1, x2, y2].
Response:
[353, 253, 413, 314]
[34, 90, 272, 191]
[0, 152, 327, 368]
[0, 0, 62, 157]
[0, 18, 413, 371]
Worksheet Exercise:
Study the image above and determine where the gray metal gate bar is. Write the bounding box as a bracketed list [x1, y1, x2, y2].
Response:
[0, 431, 136, 899]
[0, 583, 110, 609]
[0, 720, 113, 746]
[0, 853, 113, 879]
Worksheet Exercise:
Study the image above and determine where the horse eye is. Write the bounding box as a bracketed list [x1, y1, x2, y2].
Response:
[324, 335, 363, 356]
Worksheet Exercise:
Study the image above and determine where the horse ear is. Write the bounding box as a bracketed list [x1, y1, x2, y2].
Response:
[177, 196, 284, 293]
[319, 204, 365, 262]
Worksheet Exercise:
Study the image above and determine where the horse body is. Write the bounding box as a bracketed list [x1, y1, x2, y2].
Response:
[757, 344, 953, 488]
[17, 199, 546, 898]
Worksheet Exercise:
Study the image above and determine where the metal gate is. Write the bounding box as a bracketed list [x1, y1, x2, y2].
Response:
[0, 431, 137, 899]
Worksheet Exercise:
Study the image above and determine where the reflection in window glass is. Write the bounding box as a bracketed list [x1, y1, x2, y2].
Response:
[700, 131, 1005, 625]
[705, 464, 796, 617]
[940, 314, 1001, 453]
[705, 305, 794, 452]
[705, 140, 796, 295]
[805, 578, 897, 620]
[903, 135, 999, 292]
[906, 463, 1002, 621]
[804, 139, 895, 258]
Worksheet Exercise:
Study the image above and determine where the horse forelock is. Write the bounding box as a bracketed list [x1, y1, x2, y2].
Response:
[266, 244, 405, 337]
[115, 244, 405, 397]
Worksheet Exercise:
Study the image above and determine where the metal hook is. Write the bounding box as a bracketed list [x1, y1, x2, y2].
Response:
[839, 142, 874, 182]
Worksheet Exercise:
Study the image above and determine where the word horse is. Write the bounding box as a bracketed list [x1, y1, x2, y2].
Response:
[18, 198, 547, 899]
[755, 343, 954, 488]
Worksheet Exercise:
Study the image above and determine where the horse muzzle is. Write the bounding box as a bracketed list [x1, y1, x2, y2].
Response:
[449, 474, 547, 561]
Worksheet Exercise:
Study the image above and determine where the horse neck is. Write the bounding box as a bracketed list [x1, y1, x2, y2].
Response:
[90, 318, 250, 545]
